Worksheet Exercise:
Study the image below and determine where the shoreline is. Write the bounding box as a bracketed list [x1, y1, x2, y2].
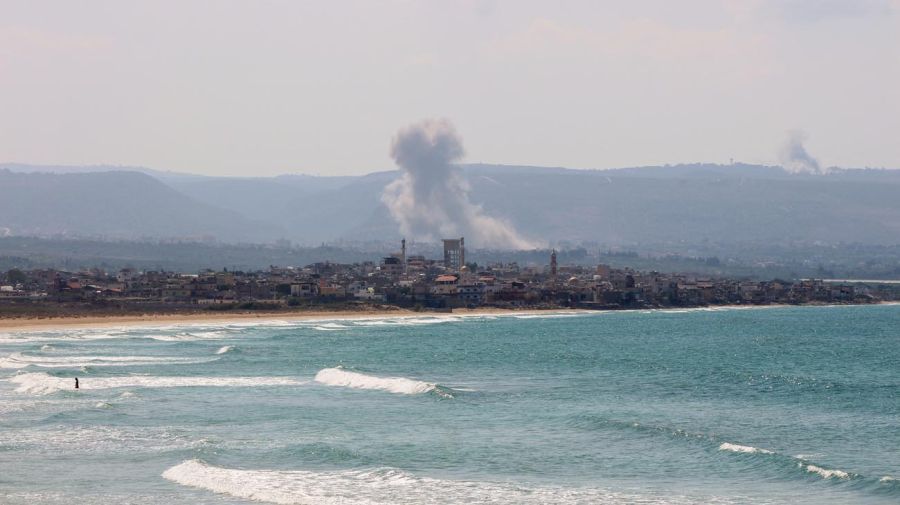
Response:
[0, 307, 579, 332]
[0, 302, 895, 333]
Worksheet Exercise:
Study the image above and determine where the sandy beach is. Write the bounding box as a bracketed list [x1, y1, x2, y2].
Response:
[2, 302, 891, 332]
[0, 307, 580, 332]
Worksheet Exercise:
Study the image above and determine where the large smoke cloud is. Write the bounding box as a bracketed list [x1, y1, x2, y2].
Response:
[779, 130, 825, 174]
[382, 119, 538, 250]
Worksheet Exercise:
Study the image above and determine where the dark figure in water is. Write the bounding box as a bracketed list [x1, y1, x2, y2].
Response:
[75, 377, 79, 389]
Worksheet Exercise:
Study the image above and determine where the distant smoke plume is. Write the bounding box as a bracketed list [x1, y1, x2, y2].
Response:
[779, 130, 825, 174]
[382, 119, 538, 249]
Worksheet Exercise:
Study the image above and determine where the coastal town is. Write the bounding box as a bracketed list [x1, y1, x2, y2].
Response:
[0, 238, 895, 318]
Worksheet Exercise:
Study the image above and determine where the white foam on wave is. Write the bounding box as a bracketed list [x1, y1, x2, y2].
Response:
[314, 367, 436, 395]
[722, 443, 856, 481]
[163, 459, 725, 505]
[718, 442, 774, 454]
[802, 463, 850, 479]
[0, 327, 235, 343]
[224, 320, 294, 328]
[216, 345, 235, 355]
[351, 316, 460, 327]
[0, 331, 123, 344]
[8, 372, 307, 395]
[512, 313, 583, 319]
[0, 352, 216, 369]
[312, 323, 350, 331]
[404, 317, 460, 325]
[145, 330, 231, 342]
[348, 319, 396, 326]
[2, 425, 206, 454]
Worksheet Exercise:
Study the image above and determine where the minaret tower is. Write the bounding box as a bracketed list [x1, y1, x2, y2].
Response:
[459, 237, 465, 271]
[401, 238, 407, 274]
[550, 249, 558, 279]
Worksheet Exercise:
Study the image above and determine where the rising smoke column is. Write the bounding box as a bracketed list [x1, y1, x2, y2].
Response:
[779, 130, 825, 174]
[381, 119, 538, 249]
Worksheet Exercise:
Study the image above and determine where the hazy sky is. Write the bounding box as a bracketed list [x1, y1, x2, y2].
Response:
[1, 0, 898, 176]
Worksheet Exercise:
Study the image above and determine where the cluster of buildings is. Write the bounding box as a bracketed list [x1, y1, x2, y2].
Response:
[0, 238, 889, 311]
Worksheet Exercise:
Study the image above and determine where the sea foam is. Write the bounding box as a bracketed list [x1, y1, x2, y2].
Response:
[719, 442, 855, 481]
[162, 459, 717, 505]
[718, 442, 774, 454]
[2, 425, 206, 454]
[803, 464, 850, 480]
[512, 313, 582, 319]
[0, 352, 215, 369]
[145, 330, 230, 342]
[0, 327, 232, 343]
[314, 367, 436, 395]
[312, 323, 350, 331]
[9, 372, 306, 395]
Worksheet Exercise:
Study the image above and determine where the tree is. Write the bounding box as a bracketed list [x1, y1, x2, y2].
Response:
[6, 268, 26, 284]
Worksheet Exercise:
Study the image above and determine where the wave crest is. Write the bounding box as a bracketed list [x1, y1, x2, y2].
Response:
[803, 464, 851, 480]
[0, 352, 215, 369]
[718, 442, 774, 454]
[314, 368, 436, 395]
[8, 372, 307, 395]
[162, 459, 719, 505]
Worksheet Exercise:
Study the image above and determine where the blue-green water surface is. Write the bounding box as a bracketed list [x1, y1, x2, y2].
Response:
[0, 304, 897, 504]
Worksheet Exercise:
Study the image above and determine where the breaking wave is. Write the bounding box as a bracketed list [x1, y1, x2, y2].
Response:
[314, 367, 438, 395]
[512, 312, 584, 319]
[350, 316, 461, 327]
[8, 372, 307, 395]
[0, 352, 216, 369]
[718, 441, 856, 482]
[162, 459, 728, 505]
[802, 464, 851, 480]
[216, 346, 235, 355]
[718, 442, 774, 454]
[569, 417, 866, 487]
[144, 330, 231, 342]
[0, 328, 233, 343]
[312, 323, 350, 331]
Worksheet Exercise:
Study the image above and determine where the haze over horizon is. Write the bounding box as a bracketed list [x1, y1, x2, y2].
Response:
[2, 0, 899, 176]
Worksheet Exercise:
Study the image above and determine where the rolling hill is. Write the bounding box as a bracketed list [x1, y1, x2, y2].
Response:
[2, 163, 899, 248]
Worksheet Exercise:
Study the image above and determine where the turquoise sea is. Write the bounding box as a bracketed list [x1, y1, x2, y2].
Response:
[1, 304, 898, 504]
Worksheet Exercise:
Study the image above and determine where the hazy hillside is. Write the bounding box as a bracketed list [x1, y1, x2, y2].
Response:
[2, 163, 899, 247]
[0, 169, 278, 241]
[464, 164, 900, 245]
[267, 164, 900, 246]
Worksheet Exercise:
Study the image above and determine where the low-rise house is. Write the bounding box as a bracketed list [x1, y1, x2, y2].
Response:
[290, 281, 319, 298]
[432, 275, 459, 296]
[457, 282, 484, 305]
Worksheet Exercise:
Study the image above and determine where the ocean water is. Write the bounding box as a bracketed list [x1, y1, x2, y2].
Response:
[0, 304, 898, 504]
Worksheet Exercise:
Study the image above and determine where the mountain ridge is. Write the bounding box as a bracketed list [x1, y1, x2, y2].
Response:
[2, 163, 898, 247]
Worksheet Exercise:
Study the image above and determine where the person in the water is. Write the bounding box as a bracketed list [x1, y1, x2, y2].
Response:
[75, 377, 79, 389]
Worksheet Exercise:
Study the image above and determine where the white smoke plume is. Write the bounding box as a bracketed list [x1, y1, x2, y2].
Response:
[382, 119, 539, 250]
[779, 130, 826, 174]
